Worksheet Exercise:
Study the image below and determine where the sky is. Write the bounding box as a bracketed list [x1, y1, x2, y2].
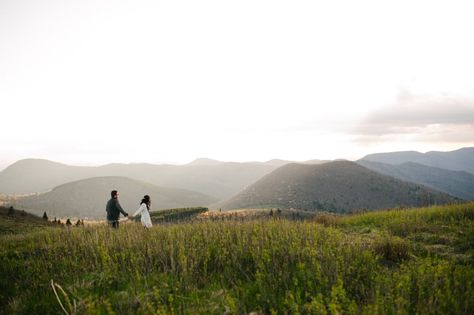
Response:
[1, 0, 474, 169]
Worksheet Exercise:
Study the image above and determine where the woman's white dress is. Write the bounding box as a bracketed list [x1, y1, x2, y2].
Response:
[133, 203, 152, 228]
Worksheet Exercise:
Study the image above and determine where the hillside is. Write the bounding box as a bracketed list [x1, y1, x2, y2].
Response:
[1, 203, 473, 314]
[358, 160, 474, 200]
[360, 147, 474, 174]
[0, 206, 57, 235]
[218, 161, 461, 212]
[0, 159, 279, 199]
[14, 176, 217, 218]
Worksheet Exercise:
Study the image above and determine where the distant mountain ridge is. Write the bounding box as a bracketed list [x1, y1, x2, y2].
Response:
[15, 176, 217, 218]
[2, 147, 472, 204]
[0, 159, 281, 199]
[360, 147, 474, 174]
[0, 158, 330, 198]
[358, 160, 474, 200]
[217, 161, 460, 212]
[0, 159, 95, 194]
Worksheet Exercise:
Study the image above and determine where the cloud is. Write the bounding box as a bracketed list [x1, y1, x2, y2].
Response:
[354, 91, 474, 143]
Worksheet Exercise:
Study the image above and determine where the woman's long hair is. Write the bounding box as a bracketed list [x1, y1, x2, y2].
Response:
[141, 195, 151, 210]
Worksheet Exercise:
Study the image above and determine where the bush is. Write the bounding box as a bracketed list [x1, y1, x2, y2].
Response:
[313, 213, 339, 227]
[372, 235, 411, 263]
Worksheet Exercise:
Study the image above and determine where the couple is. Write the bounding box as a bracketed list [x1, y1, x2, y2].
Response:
[106, 190, 153, 228]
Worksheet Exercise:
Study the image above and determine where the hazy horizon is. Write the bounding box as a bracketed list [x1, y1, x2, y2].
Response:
[1, 0, 473, 170]
[1, 145, 473, 172]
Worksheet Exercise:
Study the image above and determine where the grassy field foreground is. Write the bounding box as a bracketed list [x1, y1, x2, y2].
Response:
[0, 203, 473, 314]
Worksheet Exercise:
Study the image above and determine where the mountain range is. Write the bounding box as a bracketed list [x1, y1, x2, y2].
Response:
[0, 159, 279, 199]
[0, 158, 328, 198]
[1, 147, 473, 216]
[360, 147, 474, 174]
[357, 160, 474, 200]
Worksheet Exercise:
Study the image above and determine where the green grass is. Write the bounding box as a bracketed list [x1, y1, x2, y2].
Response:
[338, 203, 474, 264]
[0, 203, 473, 314]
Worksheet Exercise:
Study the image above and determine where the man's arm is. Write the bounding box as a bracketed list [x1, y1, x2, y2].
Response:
[115, 199, 128, 217]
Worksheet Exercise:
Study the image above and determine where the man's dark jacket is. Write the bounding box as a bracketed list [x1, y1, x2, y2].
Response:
[106, 198, 127, 221]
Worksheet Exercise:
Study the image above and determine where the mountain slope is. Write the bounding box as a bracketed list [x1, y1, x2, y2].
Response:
[360, 147, 474, 174]
[15, 177, 217, 218]
[358, 160, 474, 200]
[218, 161, 461, 212]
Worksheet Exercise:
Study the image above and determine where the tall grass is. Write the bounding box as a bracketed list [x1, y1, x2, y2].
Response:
[339, 202, 474, 234]
[0, 203, 473, 314]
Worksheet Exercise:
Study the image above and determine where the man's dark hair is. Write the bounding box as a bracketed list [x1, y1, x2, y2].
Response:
[111, 190, 118, 198]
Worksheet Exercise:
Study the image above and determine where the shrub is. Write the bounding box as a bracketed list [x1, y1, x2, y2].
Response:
[313, 213, 339, 227]
[372, 235, 411, 263]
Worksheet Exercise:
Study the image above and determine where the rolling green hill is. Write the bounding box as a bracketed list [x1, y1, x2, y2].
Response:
[14, 176, 217, 218]
[218, 161, 461, 212]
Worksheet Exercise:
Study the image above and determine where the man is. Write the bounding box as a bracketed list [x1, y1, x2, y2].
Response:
[106, 190, 128, 228]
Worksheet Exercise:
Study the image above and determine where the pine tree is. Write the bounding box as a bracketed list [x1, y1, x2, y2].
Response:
[66, 218, 72, 226]
[42, 211, 48, 221]
[8, 206, 14, 216]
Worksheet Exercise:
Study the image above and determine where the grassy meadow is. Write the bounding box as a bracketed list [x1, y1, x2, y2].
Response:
[0, 203, 473, 314]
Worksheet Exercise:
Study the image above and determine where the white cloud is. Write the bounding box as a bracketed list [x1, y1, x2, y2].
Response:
[355, 91, 474, 140]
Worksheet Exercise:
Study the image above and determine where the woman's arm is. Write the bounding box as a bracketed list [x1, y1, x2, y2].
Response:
[132, 203, 146, 217]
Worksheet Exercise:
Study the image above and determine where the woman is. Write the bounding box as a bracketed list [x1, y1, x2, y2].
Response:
[132, 195, 153, 228]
